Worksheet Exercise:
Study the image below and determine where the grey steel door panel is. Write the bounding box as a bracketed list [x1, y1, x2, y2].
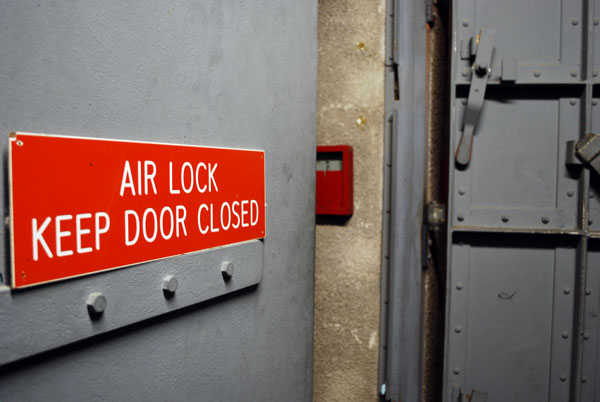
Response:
[0, 1, 317, 401]
[455, 0, 583, 85]
[0, 241, 264, 366]
[378, 0, 428, 400]
[581, 243, 600, 400]
[445, 0, 599, 400]
[453, 88, 581, 231]
[447, 236, 576, 402]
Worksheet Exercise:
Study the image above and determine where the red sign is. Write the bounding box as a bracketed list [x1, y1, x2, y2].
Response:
[9, 133, 265, 288]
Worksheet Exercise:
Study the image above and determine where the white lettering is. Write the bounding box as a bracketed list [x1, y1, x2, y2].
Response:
[55, 215, 73, 257]
[208, 163, 218, 192]
[197, 204, 209, 234]
[142, 208, 158, 243]
[169, 162, 180, 194]
[250, 200, 259, 226]
[232, 201, 240, 229]
[176, 205, 187, 237]
[137, 161, 142, 196]
[95, 212, 110, 250]
[210, 203, 219, 233]
[125, 210, 140, 246]
[181, 162, 194, 194]
[75, 213, 93, 254]
[195, 162, 207, 193]
[160, 206, 174, 240]
[120, 161, 136, 196]
[32, 217, 53, 261]
[241, 200, 249, 227]
[221, 202, 231, 230]
[144, 161, 157, 195]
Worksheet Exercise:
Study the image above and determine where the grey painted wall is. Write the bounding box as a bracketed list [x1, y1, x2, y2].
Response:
[0, 1, 317, 401]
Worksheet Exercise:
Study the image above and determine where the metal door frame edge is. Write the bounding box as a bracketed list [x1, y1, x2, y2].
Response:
[379, 0, 428, 400]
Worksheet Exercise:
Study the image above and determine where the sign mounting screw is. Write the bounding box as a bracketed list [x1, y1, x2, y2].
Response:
[162, 275, 178, 297]
[221, 261, 234, 281]
[87, 292, 107, 318]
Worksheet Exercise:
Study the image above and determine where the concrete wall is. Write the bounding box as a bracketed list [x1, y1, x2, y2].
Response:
[313, 1, 385, 401]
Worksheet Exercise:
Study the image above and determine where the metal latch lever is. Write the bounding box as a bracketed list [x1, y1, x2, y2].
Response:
[455, 28, 495, 167]
[568, 133, 600, 175]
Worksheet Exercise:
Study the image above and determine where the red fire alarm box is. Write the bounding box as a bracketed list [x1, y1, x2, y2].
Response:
[316, 145, 353, 215]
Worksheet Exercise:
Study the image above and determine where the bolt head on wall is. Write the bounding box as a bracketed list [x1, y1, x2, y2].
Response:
[162, 275, 178, 297]
[221, 261, 234, 282]
[87, 292, 107, 319]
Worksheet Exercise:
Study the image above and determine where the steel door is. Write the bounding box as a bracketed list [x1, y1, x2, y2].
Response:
[0, 2, 317, 401]
[445, 0, 600, 401]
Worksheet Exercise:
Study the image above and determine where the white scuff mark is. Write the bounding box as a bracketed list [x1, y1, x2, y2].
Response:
[323, 321, 343, 330]
[320, 103, 358, 112]
[358, 221, 373, 229]
[525, 171, 546, 186]
[351, 329, 362, 344]
[368, 331, 377, 349]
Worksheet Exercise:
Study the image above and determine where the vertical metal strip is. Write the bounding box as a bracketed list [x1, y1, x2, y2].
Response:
[382, 0, 428, 399]
[444, 0, 459, 399]
[379, 0, 397, 395]
[378, 108, 393, 397]
[572, 1, 593, 400]
[571, 234, 589, 401]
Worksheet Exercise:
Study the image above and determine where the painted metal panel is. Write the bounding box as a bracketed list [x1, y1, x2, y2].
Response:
[587, 93, 600, 229]
[455, 0, 583, 85]
[0, 1, 317, 401]
[593, 0, 600, 77]
[445, 0, 597, 400]
[379, 0, 427, 400]
[453, 90, 581, 231]
[447, 236, 575, 402]
[0, 240, 264, 366]
[582, 242, 600, 401]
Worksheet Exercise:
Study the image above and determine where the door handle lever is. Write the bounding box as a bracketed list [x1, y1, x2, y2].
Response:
[455, 28, 495, 167]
